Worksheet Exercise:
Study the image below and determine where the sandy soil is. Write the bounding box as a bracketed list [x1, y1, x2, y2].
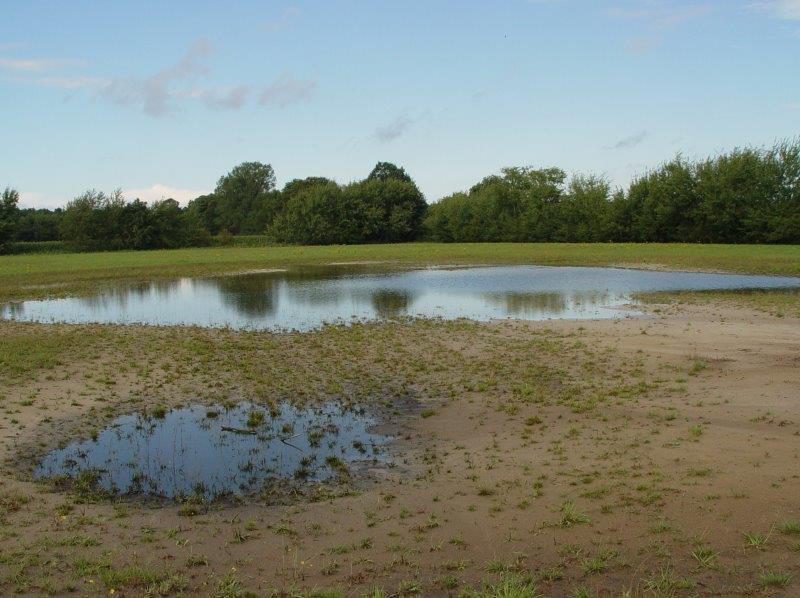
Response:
[1, 301, 799, 596]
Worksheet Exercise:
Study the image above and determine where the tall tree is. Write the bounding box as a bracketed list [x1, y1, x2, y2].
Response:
[213, 161, 277, 234]
[367, 161, 413, 183]
[0, 187, 20, 253]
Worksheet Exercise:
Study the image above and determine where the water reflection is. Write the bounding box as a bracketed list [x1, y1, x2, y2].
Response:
[207, 275, 283, 317]
[3, 265, 800, 331]
[35, 401, 389, 499]
[371, 290, 413, 318]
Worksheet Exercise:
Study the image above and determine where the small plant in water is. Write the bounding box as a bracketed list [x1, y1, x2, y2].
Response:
[246, 410, 265, 428]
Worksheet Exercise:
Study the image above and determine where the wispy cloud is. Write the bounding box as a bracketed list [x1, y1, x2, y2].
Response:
[36, 75, 108, 90]
[610, 2, 712, 54]
[263, 6, 301, 32]
[259, 73, 316, 107]
[609, 3, 713, 27]
[749, 0, 800, 20]
[373, 115, 414, 143]
[100, 38, 212, 117]
[0, 57, 83, 72]
[5, 39, 315, 117]
[202, 85, 250, 110]
[626, 36, 659, 55]
[611, 131, 648, 149]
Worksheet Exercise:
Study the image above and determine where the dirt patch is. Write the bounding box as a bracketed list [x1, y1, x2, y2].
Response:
[1, 304, 799, 595]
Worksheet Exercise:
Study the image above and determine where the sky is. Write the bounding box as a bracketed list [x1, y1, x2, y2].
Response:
[1, 0, 799, 209]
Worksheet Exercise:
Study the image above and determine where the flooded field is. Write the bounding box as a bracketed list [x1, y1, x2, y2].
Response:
[34, 401, 390, 500]
[4, 264, 800, 330]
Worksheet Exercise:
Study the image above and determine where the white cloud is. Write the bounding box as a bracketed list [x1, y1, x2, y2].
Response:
[749, 0, 800, 20]
[123, 183, 208, 205]
[373, 115, 414, 143]
[18, 191, 65, 210]
[259, 73, 317, 107]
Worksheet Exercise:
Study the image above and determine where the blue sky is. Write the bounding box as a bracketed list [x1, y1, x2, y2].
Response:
[2, 0, 799, 208]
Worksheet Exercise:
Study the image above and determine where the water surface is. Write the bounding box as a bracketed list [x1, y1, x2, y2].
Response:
[4, 265, 800, 331]
[34, 401, 389, 499]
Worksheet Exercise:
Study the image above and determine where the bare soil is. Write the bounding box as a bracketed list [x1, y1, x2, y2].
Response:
[1, 300, 799, 596]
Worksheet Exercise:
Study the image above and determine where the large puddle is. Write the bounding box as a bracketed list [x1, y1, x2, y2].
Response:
[4, 265, 800, 331]
[34, 402, 390, 500]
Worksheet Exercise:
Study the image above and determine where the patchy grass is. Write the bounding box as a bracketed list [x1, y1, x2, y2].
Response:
[637, 287, 800, 317]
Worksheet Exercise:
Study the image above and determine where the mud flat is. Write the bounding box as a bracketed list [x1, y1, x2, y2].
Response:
[1, 294, 799, 595]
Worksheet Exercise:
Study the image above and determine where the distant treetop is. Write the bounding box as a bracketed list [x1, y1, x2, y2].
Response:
[368, 162, 413, 183]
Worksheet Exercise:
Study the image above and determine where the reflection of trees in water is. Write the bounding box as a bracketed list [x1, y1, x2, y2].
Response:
[0, 302, 25, 318]
[206, 274, 284, 318]
[78, 279, 181, 311]
[200, 266, 415, 318]
[488, 290, 613, 317]
[370, 290, 413, 318]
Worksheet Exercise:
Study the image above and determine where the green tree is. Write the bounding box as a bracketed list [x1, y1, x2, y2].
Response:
[0, 187, 20, 253]
[694, 148, 779, 243]
[13, 208, 63, 242]
[556, 175, 613, 242]
[768, 140, 800, 243]
[367, 161, 413, 183]
[269, 181, 361, 245]
[282, 177, 334, 200]
[344, 177, 427, 242]
[213, 161, 277, 234]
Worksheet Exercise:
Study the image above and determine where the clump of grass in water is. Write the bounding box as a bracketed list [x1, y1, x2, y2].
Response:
[326, 455, 349, 475]
[51, 470, 114, 503]
[246, 409, 265, 428]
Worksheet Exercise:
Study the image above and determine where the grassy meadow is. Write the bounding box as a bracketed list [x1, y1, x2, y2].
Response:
[2, 241, 800, 302]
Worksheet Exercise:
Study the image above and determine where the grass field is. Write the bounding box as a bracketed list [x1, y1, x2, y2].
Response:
[1, 242, 799, 302]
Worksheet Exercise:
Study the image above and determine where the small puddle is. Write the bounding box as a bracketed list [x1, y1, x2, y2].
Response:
[34, 401, 391, 500]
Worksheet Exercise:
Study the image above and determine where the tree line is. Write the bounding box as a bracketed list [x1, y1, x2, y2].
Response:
[1, 140, 798, 254]
[425, 141, 800, 244]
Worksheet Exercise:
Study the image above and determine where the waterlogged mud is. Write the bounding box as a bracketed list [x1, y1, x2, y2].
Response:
[34, 401, 391, 500]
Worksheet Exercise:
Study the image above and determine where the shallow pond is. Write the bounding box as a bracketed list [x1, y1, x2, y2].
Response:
[34, 402, 389, 499]
[5, 265, 800, 331]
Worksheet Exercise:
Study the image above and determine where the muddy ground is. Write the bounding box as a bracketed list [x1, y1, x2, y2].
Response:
[0, 300, 799, 596]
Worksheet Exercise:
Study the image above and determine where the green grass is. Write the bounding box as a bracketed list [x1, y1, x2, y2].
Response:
[1, 242, 799, 302]
[0, 323, 109, 380]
